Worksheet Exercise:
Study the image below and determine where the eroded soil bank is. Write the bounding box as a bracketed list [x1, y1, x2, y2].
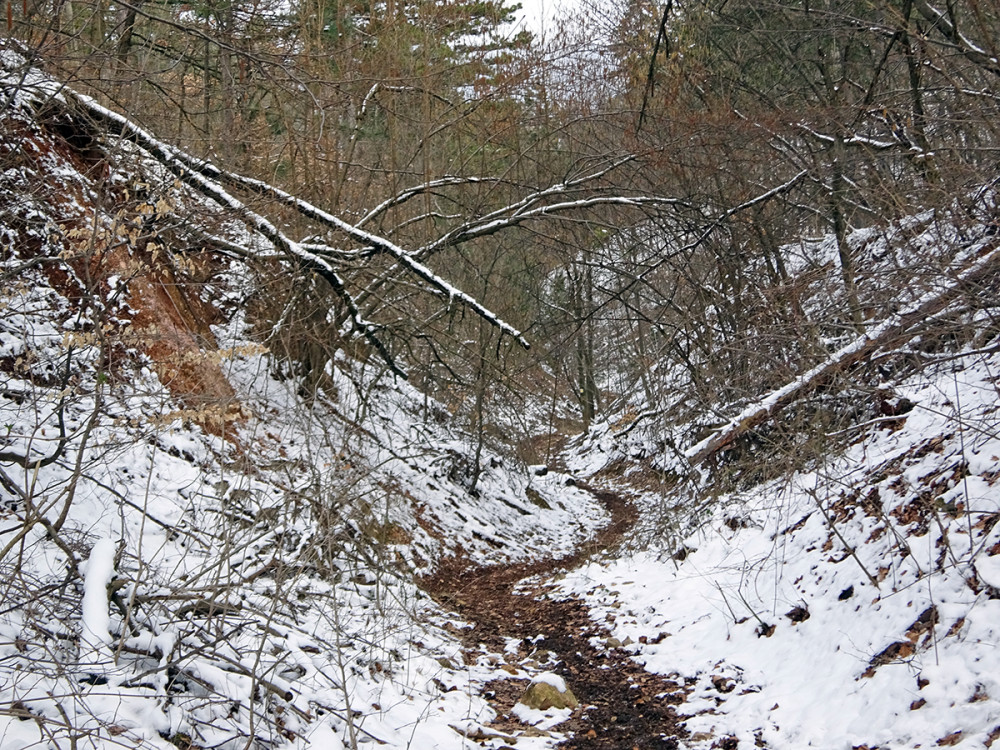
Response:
[422, 487, 688, 749]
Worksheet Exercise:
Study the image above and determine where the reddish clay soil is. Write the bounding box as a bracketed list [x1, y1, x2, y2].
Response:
[422, 487, 688, 749]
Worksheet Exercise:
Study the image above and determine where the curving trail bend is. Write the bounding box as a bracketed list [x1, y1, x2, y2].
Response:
[422, 487, 688, 750]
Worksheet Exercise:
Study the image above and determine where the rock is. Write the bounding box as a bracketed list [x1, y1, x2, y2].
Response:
[518, 677, 579, 710]
[672, 546, 695, 561]
[525, 487, 551, 509]
[755, 620, 776, 638]
[605, 637, 623, 649]
[711, 675, 736, 693]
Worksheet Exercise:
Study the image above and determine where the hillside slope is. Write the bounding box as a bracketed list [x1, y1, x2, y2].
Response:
[560, 215, 1000, 748]
[562, 340, 1000, 747]
[0, 49, 606, 750]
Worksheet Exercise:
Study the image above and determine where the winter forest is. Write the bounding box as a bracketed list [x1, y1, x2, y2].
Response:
[2, 0, 1000, 747]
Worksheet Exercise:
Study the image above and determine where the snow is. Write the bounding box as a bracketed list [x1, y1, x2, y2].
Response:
[560, 348, 1000, 749]
[511, 702, 573, 729]
[4, 38, 1000, 750]
[530, 671, 568, 692]
[80, 538, 116, 651]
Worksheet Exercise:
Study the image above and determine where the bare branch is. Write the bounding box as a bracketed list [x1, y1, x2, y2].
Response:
[415, 155, 653, 258]
[910, 0, 1000, 77]
[355, 176, 498, 229]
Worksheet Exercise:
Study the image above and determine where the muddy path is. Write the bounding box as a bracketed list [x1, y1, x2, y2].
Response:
[421, 487, 688, 749]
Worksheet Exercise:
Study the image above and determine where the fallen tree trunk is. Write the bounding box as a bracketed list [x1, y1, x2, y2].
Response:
[685, 237, 1000, 467]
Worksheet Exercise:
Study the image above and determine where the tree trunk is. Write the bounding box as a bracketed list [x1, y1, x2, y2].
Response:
[830, 137, 863, 332]
[686, 238, 1000, 466]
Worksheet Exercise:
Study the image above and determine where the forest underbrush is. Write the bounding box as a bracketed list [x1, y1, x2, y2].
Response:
[4, 25, 1000, 749]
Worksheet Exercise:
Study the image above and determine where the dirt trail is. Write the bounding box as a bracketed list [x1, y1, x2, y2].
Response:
[422, 487, 687, 749]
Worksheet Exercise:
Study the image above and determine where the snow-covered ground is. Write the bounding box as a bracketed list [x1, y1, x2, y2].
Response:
[560, 345, 1000, 749]
[0, 229, 606, 749]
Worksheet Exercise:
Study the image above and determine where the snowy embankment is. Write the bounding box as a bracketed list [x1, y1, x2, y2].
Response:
[0, 55, 605, 748]
[561, 346, 1000, 748]
[0, 232, 602, 750]
[5, 43, 1000, 750]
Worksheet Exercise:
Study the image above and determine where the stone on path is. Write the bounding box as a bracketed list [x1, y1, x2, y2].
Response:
[518, 672, 579, 710]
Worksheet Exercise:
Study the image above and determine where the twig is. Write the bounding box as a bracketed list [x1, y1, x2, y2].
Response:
[809, 488, 880, 589]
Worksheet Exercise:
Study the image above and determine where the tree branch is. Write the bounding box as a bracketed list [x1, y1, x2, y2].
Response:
[910, 0, 1000, 77]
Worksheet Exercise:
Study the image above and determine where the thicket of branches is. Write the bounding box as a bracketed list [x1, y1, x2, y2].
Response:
[545, 0, 1000, 452]
[1, 0, 998, 487]
[4, 0, 1000, 482]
